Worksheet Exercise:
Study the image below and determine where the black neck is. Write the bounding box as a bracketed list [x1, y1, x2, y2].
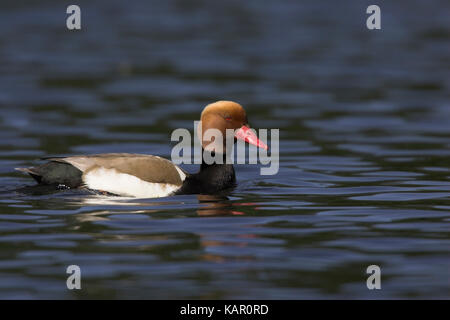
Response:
[178, 150, 236, 195]
[200, 150, 229, 170]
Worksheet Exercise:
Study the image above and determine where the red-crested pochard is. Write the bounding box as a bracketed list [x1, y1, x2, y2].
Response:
[16, 101, 268, 198]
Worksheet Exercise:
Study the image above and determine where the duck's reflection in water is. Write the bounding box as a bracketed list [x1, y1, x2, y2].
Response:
[196, 194, 244, 216]
[70, 195, 159, 223]
[196, 195, 258, 263]
[58, 193, 257, 264]
[71, 193, 245, 221]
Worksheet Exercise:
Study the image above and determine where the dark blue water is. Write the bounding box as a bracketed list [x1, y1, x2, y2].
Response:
[0, 0, 449, 299]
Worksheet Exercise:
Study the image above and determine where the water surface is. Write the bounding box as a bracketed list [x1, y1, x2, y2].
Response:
[0, 0, 449, 299]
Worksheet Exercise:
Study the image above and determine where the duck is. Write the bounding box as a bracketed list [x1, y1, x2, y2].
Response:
[16, 101, 268, 198]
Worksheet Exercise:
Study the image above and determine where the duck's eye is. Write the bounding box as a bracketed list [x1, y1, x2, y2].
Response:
[225, 116, 232, 121]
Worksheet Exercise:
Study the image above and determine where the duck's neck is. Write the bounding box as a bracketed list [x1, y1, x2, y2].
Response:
[200, 150, 229, 171]
[180, 150, 236, 195]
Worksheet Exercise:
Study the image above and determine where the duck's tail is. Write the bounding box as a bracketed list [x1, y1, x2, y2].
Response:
[15, 167, 42, 183]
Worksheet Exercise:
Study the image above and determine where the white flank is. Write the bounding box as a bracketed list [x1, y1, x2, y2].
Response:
[83, 167, 180, 198]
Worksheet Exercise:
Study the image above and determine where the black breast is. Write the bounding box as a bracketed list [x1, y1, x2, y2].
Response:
[177, 163, 236, 195]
